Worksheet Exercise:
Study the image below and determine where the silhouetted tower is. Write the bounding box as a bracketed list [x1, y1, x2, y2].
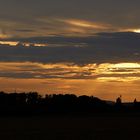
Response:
[134, 98, 138, 108]
[134, 98, 137, 104]
[116, 95, 122, 104]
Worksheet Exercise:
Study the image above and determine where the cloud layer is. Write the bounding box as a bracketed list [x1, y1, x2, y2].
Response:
[0, 32, 139, 65]
[1, 0, 140, 37]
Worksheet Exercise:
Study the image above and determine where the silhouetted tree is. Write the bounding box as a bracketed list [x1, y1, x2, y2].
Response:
[0, 91, 139, 115]
[116, 95, 122, 105]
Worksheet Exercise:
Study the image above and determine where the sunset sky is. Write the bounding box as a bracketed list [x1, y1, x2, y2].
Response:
[0, 0, 140, 101]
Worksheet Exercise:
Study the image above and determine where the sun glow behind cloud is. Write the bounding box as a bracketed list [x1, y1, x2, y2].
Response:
[132, 29, 140, 33]
[0, 41, 19, 46]
[0, 62, 139, 81]
[95, 63, 140, 75]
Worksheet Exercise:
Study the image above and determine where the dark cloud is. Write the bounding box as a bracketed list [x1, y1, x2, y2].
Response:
[0, 32, 140, 65]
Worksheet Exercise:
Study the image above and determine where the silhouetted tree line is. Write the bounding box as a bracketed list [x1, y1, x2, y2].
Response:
[0, 91, 139, 115]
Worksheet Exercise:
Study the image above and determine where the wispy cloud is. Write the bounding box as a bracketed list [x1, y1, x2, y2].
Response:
[0, 62, 139, 82]
[0, 16, 137, 38]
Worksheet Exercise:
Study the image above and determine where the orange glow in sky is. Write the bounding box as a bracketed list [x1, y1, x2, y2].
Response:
[0, 1, 140, 103]
[0, 62, 139, 101]
[133, 29, 140, 33]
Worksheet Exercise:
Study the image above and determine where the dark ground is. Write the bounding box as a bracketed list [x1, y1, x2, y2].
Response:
[0, 114, 140, 140]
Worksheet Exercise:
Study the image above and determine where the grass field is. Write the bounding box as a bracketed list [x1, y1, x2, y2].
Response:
[0, 114, 139, 140]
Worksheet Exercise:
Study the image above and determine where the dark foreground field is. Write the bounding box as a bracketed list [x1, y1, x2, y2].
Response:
[0, 114, 140, 140]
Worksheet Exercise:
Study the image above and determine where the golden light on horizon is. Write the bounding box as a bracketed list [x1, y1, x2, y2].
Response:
[111, 63, 140, 69]
[133, 29, 140, 33]
[97, 76, 140, 82]
[95, 63, 140, 74]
